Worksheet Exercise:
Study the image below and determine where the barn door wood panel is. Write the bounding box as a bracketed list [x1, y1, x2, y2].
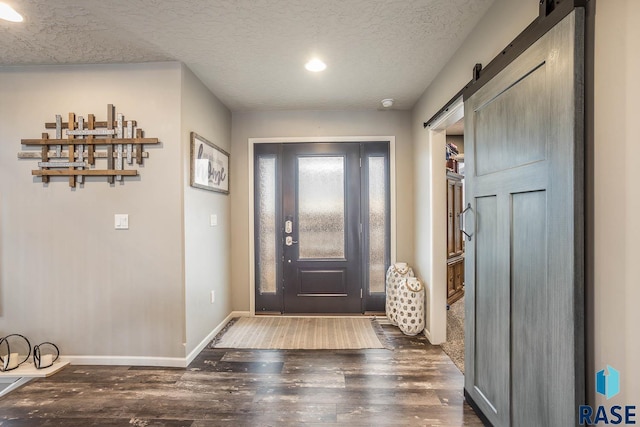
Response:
[464, 10, 584, 426]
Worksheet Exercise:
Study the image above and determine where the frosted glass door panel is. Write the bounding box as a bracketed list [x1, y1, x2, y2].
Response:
[368, 156, 386, 294]
[298, 156, 345, 259]
[257, 157, 277, 294]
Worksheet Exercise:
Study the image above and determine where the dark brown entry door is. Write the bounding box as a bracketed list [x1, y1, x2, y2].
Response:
[282, 143, 362, 313]
[254, 142, 389, 314]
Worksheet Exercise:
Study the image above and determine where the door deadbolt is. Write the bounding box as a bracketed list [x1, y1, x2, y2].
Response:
[285, 220, 293, 234]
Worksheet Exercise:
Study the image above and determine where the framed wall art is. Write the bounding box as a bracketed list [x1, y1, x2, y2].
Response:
[190, 132, 229, 194]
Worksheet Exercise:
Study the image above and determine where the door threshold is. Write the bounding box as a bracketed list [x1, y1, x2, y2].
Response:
[255, 313, 386, 319]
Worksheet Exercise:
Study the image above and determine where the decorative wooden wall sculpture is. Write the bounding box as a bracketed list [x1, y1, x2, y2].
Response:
[18, 104, 159, 187]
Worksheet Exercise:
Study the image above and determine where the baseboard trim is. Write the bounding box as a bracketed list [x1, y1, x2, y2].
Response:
[184, 310, 250, 365]
[64, 311, 252, 368]
[62, 355, 186, 368]
[423, 327, 433, 343]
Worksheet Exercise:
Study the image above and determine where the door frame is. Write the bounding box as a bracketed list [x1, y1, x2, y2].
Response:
[248, 136, 397, 315]
[424, 97, 464, 344]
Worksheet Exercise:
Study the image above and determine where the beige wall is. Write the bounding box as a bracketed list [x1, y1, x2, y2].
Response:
[412, 0, 537, 342]
[230, 110, 413, 311]
[0, 63, 186, 358]
[593, 0, 640, 406]
[413, 0, 640, 406]
[181, 65, 232, 355]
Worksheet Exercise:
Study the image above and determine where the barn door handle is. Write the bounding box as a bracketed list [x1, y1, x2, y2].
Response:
[459, 203, 473, 242]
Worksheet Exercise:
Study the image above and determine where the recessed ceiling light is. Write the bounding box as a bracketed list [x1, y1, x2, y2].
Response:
[0, 2, 23, 22]
[305, 58, 326, 72]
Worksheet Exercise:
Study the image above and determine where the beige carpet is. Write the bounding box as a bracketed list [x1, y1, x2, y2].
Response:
[441, 296, 465, 373]
[212, 317, 385, 349]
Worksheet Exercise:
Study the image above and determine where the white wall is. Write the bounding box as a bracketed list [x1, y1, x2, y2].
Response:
[230, 110, 414, 311]
[413, 0, 640, 406]
[0, 63, 186, 358]
[412, 0, 538, 343]
[181, 65, 232, 356]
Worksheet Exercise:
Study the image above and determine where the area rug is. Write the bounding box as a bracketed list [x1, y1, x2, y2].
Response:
[441, 296, 465, 373]
[212, 317, 385, 350]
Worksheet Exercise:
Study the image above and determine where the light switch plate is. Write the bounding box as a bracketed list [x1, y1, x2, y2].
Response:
[115, 214, 129, 230]
[210, 214, 218, 226]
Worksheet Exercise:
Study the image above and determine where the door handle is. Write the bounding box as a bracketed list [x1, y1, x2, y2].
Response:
[285, 236, 298, 246]
[459, 203, 473, 242]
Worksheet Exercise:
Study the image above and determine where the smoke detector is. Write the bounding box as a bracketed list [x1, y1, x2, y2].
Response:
[381, 98, 394, 108]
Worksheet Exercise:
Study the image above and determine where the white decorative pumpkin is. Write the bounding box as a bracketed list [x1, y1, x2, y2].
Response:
[396, 277, 425, 336]
[385, 263, 414, 326]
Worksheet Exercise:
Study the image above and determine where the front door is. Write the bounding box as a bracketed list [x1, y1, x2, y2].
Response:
[282, 143, 361, 313]
[254, 141, 390, 314]
[463, 10, 584, 426]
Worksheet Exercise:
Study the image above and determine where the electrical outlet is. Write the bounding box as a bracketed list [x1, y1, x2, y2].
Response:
[210, 291, 215, 304]
[210, 214, 218, 226]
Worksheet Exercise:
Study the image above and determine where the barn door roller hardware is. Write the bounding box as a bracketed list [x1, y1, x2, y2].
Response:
[424, 0, 589, 129]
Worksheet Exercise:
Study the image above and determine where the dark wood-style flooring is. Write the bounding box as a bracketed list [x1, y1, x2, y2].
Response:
[0, 324, 483, 426]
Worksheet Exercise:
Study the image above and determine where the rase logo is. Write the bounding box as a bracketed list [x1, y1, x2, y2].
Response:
[597, 366, 620, 400]
[579, 365, 636, 425]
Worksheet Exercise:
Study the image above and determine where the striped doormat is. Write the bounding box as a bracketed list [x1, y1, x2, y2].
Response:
[212, 317, 385, 350]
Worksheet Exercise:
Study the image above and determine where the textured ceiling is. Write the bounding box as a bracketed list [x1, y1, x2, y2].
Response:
[0, 0, 494, 111]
